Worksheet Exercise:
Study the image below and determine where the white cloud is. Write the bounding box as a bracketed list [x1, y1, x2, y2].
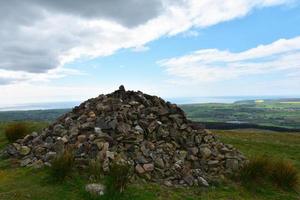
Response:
[160, 36, 300, 82]
[132, 46, 150, 52]
[0, 0, 291, 83]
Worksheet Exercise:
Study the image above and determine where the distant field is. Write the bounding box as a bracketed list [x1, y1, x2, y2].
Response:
[181, 99, 300, 129]
[0, 122, 299, 200]
[0, 98, 300, 130]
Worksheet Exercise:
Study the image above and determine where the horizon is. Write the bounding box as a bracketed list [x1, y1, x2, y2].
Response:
[1, 1, 300, 105]
[1, 94, 300, 111]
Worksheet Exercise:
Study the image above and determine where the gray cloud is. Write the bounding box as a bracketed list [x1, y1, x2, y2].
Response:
[30, 0, 164, 27]
[0, 0, 165, 74]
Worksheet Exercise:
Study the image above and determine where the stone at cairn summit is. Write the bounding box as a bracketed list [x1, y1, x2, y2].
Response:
[4, 85, 246, 186]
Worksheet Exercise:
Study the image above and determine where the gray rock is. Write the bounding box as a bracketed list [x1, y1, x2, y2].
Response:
[200, 147, 211, 159]
[198, 177, 209, 187]
[85, 183, 105, 196]
[226, 159, 239, 171]
[20, 158, 32, 167]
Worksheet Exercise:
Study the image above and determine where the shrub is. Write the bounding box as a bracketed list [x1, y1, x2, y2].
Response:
[4, 122, 30, 142]
[103, 162, 132, 199]
[49, 147, 75, 182]
[270, 160, 299, 190]
[238, 156, 299, 191]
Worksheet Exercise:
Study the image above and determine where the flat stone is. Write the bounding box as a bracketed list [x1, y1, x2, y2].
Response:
[20, 158, 32, 167]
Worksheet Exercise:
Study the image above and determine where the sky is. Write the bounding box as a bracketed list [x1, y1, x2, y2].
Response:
[0, 0, 300, 106]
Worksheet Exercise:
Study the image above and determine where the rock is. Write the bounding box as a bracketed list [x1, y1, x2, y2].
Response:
[135, 164, 145, 174]
[19, 146, 31, 156]
[200, 147, 211, 159]
[164, 180, 173, 187]
[134, 125, 144, 133]
[106, 151, 114, 160]
[20, 158, 32, 167]
[94, 127, 102, 134]
[143, 163, 154, 172]
[154, 157, 165, 168]
[85, 183, 105, 196]
[61, 136, 68, 143]
[45, 152, 57, 161]
[78, 135, 87, 143]
[31, 160, 44, 169]
[183, 175, 194, 186]
[198, 177, 209, 187]
[226, 159, 239, 171]
[188, 147, 199, 155]
[53, 140, 64, 154]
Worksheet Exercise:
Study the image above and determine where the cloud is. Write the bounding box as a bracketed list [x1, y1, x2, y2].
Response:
[160, 36, 300, 83]
[0, 68, 82, 85]
[132, 46, 150, 52]
[0, 0, 291, 84]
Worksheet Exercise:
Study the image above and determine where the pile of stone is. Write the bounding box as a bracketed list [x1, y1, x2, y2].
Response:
[4, 86, 246, 186]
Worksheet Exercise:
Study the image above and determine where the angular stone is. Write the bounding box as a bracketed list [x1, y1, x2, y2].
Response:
[226, 159, 239, 171]
[154, 157, 164, 168]
[135, 164, 145, 174]
[198, 177, 209, 187]
[78, 135, 87, 143]
[200, 147, 211, 159]
[143, 163, 154, 172]
[20, 158, 32, 167]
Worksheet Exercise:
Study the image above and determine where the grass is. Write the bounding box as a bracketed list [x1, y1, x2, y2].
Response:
[0, 123, 299, 200]
[49, 147, 75, 182]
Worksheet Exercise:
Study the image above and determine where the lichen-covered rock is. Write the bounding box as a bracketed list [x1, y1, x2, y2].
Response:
[6, 85, 246, 186]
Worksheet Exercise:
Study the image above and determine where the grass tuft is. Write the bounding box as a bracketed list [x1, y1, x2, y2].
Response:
[4, 122, 30, 143]
[88, 159, 103, 182]
[101, 162, 132, 200]
[239, 156, 299, 191]
[270, 159, 299, 190]
[49, 147, 75, 182]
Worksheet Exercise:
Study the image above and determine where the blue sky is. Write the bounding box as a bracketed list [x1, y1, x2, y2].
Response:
[0, 0, 300, 106]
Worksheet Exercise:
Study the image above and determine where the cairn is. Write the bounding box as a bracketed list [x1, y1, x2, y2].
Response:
[5, 86, 246, 186]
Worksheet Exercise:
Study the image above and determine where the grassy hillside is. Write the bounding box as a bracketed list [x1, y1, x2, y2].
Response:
[0, 123, 299, 200]
[0, 109, 70, 122]
[181, 99, 300, 129]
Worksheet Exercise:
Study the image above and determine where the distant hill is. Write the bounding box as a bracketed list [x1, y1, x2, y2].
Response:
[0, 98, 299, 130]
[180, 98, 300, 129]
[0, 109, 70, 122]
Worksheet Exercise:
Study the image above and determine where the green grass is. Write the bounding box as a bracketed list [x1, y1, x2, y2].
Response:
[180, 101, 300, 129]
[0, 123, 299, 200]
